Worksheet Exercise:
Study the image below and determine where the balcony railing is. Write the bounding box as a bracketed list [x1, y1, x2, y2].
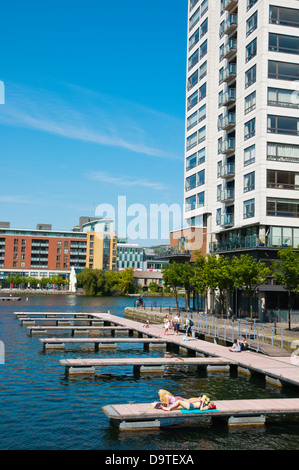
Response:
[223, 63, 236, 82]
[224, 39, 237, 59]
[224, 14, 238, 35]
[220, 188, 235, 202]
[223, 88, 236, 106]
[222, 138, 235, 154]
[221, 113, 236, 130]
[220, 214, 234, 227]
[220, 163, 235, 178]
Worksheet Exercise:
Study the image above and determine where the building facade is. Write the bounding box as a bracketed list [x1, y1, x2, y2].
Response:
[82, 219, 117, 271]
[0, 223, 87, 284]
[184, 0, 299, 314]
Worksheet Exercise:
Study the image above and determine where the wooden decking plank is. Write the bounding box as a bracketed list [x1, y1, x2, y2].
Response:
[102, 398, 299, 423]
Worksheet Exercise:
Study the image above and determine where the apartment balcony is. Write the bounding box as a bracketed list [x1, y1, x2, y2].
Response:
[224, 14, 238, 35]
[223, 63, 236, 83]
[220, 188, 235, 203]
[221, 113, 236, 131]
[220, 214, 234, 227]
[224, 0, 238, 12]
[220, 163, 235, 178]
[224, 39, 237, 59]
[223, 88, 236, 106]
[222, 138, 235, 154]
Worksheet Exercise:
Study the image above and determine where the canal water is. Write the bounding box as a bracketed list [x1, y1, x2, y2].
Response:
[0, 294, 299, 451]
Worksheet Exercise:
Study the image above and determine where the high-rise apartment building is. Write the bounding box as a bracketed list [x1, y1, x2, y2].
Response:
[184, 0, 299, 313]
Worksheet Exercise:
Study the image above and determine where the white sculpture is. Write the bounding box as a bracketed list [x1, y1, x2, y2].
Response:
[69, 266, 77, 293]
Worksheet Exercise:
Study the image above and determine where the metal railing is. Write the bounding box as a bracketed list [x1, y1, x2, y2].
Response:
[185, 313, 285, 351]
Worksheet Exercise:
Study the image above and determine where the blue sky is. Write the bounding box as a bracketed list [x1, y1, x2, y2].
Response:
[0, 0, 188, 245]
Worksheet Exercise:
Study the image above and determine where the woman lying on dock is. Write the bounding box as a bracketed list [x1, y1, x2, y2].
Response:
[158, 389, 182, 406]
[160, 395, 216, 412]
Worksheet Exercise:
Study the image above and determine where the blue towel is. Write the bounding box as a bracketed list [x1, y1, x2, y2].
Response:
[180, 408, 219, 414]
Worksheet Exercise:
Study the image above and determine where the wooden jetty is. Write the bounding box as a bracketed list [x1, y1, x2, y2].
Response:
[60, 356, 235, 375]
[41, 337, 169, 351]
[19, 317, 108, 326]
[102, 398, 299, 430]
[27, 325, 134, 336]
[15, 312, 104, 319]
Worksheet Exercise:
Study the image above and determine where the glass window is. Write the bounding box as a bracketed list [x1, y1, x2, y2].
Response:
[186, 131, 197, 150]
[198, 147, 205, 164]
[189, 8, 200, 31]
[200, 17, 208, 37]
[197, 191, 205, 208]
[267, 169, 299, 190]
[270, 6, 299, 28]
[199, 82, 206, 101]
[198, 125, 206, 143]
[245, 64, 256, 88]
[267, 115, 299, 135]
[267, 87, 299, 108]
[188, 49, 199, 71]
[244, 199, 255, 219]
[244, 144, 255, 166]
[190, 0, 199, 11]
[186, 153, 197, 171]
[267, 198, 299, 217]
[219, 20, 225, 39]
[269, 33, 299, 55]
[198, 104, 206, 122]
[187, 111, 197, 130]
[247, 11, 258, 36]
[244, 118, 256, 140]
[189, 28, 199, 51]
[247, 0, 257, 12]
[201, 0, 208, 17]
[246, 38, 257, 62]
[245, 91, 256, 114]
[186, 173, 197, 191]
[219, 44, 224, 62]
[185, 195, 196, 211]
[267, 142, 299, 162]
[199, 61, 207, 80]
[188, 69, 198, 91]
[198, 169, 205, 186]
[187, 90, 198, 110]
[244, 171, 255, 192]
[200, 39, 208, 59]
[268, 60, 299, 80]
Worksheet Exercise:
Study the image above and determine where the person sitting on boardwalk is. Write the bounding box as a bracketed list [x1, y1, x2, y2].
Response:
[229, 338, 242, 352]
[161, 395, 215, 412]
[240, 336, 248, 350]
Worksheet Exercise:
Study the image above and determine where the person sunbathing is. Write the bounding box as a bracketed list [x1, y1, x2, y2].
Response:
[161, 394, 215, 411]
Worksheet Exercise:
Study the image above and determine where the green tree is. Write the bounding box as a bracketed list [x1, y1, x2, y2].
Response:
[233, 254, 272, 319]
[192, 251, 208, 301]
[118, 268, 136, 295]
[272, 246, 299, 329]
[177, 262, 195, 311]
[162, 262, 182, 307]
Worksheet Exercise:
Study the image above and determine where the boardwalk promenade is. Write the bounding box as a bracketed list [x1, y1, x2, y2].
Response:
[16, 310, 299, 430]
[53, 312, 299, 389]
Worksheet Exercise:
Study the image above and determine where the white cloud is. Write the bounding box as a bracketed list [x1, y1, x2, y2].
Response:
[0, 195, 39, 204]
[87, 171, 168, 191]
[0, 82, 183, 160]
